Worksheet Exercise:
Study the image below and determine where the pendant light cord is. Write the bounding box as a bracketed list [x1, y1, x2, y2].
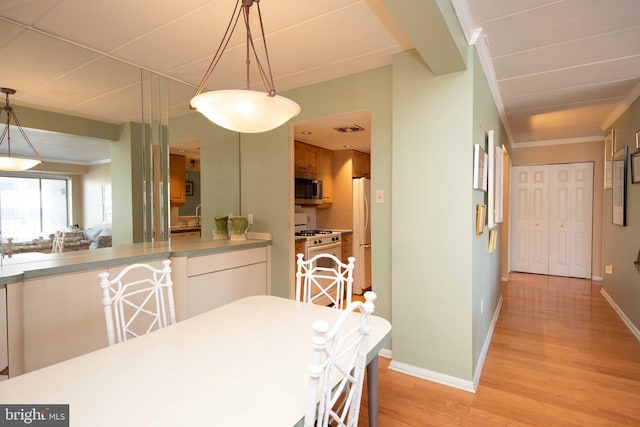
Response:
[192, 0, 277, 101]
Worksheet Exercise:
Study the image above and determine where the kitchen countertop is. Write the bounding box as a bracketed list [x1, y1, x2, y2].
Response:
[0, 235, 271, 286]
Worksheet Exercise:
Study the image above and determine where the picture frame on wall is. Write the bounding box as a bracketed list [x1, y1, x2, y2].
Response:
[476, 204, 486, 236]
[604, 129, 615, 189]
[185, 180, 194, 196]
[631, 149, 640, 184]
[612, 146, 628, 226]
[473, 144, 487, 191]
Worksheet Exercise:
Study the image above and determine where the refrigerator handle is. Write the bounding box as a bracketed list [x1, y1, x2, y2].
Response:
[363, 191, 369, 235]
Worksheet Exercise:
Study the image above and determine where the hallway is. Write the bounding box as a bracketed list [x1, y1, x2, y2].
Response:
[360, 273, 640, 426]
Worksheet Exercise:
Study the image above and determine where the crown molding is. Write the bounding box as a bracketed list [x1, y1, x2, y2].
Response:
[512, 135, 603, 149]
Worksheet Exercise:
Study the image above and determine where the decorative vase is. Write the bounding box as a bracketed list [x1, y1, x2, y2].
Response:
[213, 216, 229, 240]
[228, 216, 249, 240]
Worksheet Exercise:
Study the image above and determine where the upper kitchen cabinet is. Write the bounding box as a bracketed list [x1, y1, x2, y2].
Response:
[170, 154, 186, 206]
[352, 150, 370, 178]
[318, 147, 333, 205]
[295, 141, 333, 206]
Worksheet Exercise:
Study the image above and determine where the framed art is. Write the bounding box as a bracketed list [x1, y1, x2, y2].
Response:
[604, 129, 615, 189]
[473, 144, 488, 191]
[636, 130, 640, 149]
[612, 146, 628, 226]
[488, 229, 497, 253]
[487, 132, 495, 228]
[185, 180, 194, 196]
[476, 204, 486, 236]
[494, 144, 504, 224]
[631, 149, 640, 184]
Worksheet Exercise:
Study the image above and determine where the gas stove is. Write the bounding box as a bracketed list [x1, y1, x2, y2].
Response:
[294, 229, 341, 247]
[294, 213, 341, 247]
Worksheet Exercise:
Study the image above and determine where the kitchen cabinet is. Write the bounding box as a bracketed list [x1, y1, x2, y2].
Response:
[317, 147, 333, 205]
[294, 141, 319, 174]
[295, 239, 306, 265]
[295, 141, 334, 206]
[185, 247, 268, 317]
[170, 154, 186, 206]
[352, 150, 370, 178]
[170, 229, 201, 240]
[341, 232, 353, 263]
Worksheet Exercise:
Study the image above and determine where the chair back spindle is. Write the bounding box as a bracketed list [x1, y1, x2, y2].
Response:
[98, 259, 175, 346]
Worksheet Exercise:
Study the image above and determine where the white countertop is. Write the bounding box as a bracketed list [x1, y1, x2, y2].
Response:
[0, 236, 271, 285]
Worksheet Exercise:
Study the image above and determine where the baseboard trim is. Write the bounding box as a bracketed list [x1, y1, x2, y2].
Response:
[472, 294, 503, 390]
[378, 348, 392, 359]
[592, 276, 603, 282]
[601, 288, 640, 342]
[388, 360, 476, 393]
[387, 295, 503, 394]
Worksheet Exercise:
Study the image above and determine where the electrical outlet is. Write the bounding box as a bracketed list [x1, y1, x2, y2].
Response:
[376, 190, 384, 204]
[247, 213, 254, 225]
[480, 297, 484, 314]
[605, 264, 613, 274]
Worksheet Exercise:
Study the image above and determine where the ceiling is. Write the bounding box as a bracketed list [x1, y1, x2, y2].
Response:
[1, 1, 640, 164]
[456, 0, 640, 145]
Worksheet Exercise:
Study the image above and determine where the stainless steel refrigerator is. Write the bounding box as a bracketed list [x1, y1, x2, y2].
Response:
[352, 177, 371, 294]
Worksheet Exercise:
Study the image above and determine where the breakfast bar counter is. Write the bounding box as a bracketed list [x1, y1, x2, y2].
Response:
[0, 234, 271, 285]
[1, 234, 272, 377]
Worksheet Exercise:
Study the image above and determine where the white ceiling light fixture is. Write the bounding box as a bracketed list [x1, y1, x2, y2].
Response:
[0, 88, 43, 171]
[190, 0, 300, 133]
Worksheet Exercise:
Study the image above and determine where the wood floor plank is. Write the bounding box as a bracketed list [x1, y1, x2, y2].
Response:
[359, 273, 640, 426]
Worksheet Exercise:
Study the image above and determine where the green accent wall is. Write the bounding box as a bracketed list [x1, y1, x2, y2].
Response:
[391, 47, 505, 382]
[603, 97, 640, 330]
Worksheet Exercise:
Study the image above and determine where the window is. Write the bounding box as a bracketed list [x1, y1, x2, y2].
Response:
[0, 175, 70, 243]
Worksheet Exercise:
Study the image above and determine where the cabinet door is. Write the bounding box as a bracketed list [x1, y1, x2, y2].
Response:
[170, 154, 186, 205]
[353, 151, 370, 178]
[233, 263, 267, 300]
[303, 145, 318, 173]
[318, 147, 333, 204]
[187, 270, 234, 317]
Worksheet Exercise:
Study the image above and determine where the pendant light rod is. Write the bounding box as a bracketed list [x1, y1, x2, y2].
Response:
[0, 87, 43, 171]
[192, 0, 275, 99]
[189, 0, 300, 133]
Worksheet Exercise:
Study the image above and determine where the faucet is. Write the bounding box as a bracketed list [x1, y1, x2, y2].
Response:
[195, 204, 201, 226]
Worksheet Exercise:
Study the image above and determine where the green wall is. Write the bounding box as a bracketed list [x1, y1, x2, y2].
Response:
[471, 49, 508, 378]
[390, 47, 505, 384]
[391, 49, 474, 381]
[603, 97, 640, 331]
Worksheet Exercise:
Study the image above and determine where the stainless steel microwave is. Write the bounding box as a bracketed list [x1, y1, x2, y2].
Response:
[295, 172, 323, 205]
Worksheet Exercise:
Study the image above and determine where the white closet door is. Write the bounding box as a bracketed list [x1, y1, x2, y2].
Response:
[510, 165, 550, 274]
[548, 163, 593, 278]
[528, 165, 550, 274]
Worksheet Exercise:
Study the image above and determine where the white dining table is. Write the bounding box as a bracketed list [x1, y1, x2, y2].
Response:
[0, 295, 391, 426]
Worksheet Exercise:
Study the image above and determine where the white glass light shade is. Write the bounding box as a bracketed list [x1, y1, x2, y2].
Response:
[0, 156, 42, 171]
[191, 89, 300, 133]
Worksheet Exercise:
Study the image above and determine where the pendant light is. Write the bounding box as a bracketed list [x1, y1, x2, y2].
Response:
[0, 88, 43, 171]
[190, 0, 300, 133]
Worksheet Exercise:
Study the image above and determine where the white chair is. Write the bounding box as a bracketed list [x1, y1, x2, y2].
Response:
[305, 291, 377, 427]
[51, 231, 64, 253]
[98, 260, 176, 346]
[296, 253, 355, 309]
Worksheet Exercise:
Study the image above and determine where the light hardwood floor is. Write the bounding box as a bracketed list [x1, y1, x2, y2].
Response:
[359, 273, 640, 426]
